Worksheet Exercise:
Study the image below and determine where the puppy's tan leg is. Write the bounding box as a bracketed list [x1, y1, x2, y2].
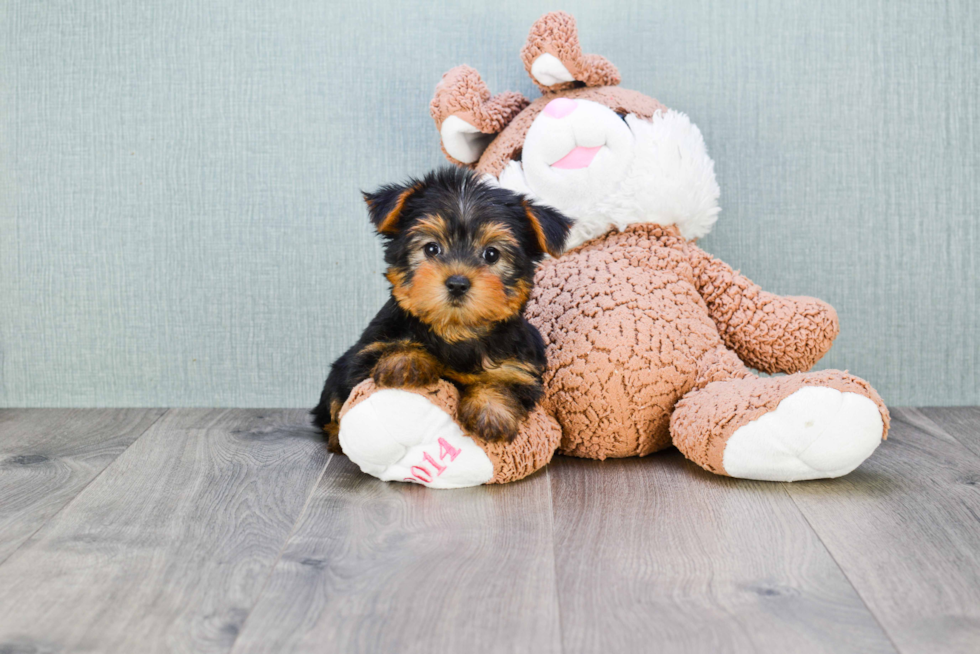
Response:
[458, 383, 526, 442]
[368, 340, 443, 388]
[322, 397, 344, 454]
[447, 359, 544, 442]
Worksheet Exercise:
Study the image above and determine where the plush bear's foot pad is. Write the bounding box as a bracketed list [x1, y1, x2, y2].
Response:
[722, 386, 883, 481]
[339, 389, 494, 489]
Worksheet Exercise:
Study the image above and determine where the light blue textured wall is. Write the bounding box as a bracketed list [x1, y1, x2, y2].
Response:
[1, 1, 977, 407]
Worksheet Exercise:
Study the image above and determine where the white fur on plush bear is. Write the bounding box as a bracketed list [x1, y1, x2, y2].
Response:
[722, 387, 884, 481]
[498, 103, 720, 250]
[339, 389, 494, 489]
[441, 115, 496, 165]
[517, 99, 636, 219]
[530, 53, 576, 86]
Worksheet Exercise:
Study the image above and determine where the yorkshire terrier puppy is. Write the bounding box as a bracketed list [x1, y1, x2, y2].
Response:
[313, 167, 572, 451]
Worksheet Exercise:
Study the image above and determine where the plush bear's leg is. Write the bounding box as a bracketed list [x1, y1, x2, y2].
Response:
[670, 346, 889, 481]
[337, 379, 561, 488]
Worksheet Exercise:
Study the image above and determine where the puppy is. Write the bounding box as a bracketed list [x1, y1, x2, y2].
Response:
[312, 167, 572, 452]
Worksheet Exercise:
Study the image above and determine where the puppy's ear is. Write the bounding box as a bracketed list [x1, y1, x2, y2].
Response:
[522, 199, 573, 258]
[362, 181, 424, 236]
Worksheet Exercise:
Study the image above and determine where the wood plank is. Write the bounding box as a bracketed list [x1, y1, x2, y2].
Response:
[0, 408, 166, 564]
[230, 456, 561, 654]
[550, 453, 896, 654]
[786, 408, 980, 654]
[0, 409, 329, 654]
[915, 407, 980, 459]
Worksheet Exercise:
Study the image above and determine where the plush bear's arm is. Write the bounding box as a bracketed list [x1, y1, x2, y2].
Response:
[687, 244, 839, 374]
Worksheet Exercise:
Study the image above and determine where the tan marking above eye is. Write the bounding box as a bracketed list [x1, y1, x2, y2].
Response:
[406, 214, 449, 240]
[475, 223, 518, 249]
[405, 216, 450, 265]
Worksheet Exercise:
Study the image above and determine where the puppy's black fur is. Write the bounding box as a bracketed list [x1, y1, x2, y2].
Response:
[312, 167, 571, 450]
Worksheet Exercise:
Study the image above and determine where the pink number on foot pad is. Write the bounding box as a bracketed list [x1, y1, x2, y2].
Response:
[404, 437, 465, 484]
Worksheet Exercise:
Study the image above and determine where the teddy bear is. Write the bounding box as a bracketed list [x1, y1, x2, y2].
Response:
[333, 11, 889, 488]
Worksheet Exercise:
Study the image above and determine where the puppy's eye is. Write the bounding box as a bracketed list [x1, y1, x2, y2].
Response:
[482, 247, 500, 264]
[423, 242, 441, 258]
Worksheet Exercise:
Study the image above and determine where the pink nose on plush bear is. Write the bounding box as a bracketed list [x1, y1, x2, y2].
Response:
[544, 97, 577, 118]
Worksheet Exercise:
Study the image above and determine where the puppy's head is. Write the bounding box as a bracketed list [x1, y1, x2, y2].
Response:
[364, 167, 571, 342]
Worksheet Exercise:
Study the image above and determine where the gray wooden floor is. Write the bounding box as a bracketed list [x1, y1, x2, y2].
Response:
[0, 407, 978, 654]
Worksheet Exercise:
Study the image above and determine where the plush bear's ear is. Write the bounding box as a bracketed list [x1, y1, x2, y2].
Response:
[430, 65, 529, 166]
[521, 12, 620, 93]
[362, 181, 424, 236]
[522, 199, 573, 258]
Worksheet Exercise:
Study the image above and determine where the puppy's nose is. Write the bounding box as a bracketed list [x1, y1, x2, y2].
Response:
[544, 97, 577, 119]
[445, 275, 471, 298]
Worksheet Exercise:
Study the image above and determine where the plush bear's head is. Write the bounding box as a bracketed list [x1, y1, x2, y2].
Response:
[431, 11, 721, 250]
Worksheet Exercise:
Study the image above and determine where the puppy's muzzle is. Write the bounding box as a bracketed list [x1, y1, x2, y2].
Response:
[445, 274, 471, 298]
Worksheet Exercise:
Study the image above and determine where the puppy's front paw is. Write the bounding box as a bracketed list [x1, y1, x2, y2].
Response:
[459, 388, 523, 442]
[372, 348, 442, 388]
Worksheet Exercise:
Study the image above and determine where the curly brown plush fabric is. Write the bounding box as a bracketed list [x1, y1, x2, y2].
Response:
[689, 247, 840, 373]
[671, 370, 890, 475]
[481, 406, 562, 484]
[525, 223, 890, 461]
[429, 65, 530, 167]
[527, 224, 714, 458]
[520, 11, 621, 92]
[339, 378, 561, 484]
